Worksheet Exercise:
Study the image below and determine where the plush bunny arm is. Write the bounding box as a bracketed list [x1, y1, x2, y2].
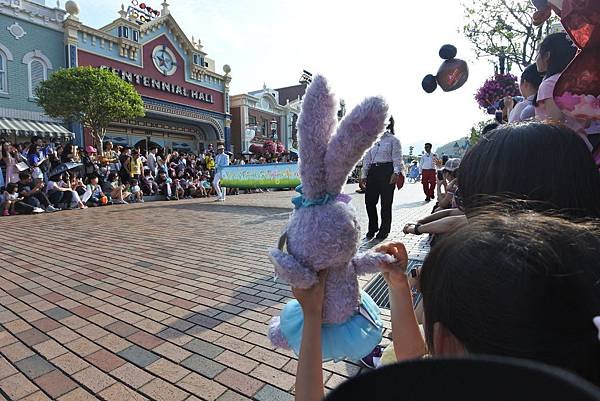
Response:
[297, 75, 337, 200]
[351, 251, 396, 276]
[269, 249, 319, 289]
[324, 96, 389, 194]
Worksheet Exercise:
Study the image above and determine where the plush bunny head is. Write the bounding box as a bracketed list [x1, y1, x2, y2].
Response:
[282, 75, 388, 275]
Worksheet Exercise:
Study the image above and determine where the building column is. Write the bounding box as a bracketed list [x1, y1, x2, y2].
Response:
[224, 119, 231, 152]
[223, 72, 232, 151]
[64, 18, 84, 146]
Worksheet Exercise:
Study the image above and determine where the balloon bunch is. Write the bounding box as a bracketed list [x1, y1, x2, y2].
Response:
[422, 45, 469, 93]
[139, 2, 160, 16]
[129, 0, 160, 24]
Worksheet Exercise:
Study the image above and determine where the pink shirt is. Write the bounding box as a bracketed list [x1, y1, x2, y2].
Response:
[536, 73, 600, 136]
[535, 73, 560, 121]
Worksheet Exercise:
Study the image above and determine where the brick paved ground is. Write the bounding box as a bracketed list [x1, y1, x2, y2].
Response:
[0, 182, 432, 401]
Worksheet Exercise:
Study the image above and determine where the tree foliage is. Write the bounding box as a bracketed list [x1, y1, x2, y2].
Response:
[469, 119, 496, 144]
[462, 0, 557, 71]
[36, 66, 145, 151]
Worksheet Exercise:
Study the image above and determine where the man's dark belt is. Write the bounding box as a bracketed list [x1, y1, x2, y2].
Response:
[371, 162, 393, 167]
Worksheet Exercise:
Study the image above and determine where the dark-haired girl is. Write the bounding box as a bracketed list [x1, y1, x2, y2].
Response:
[535, 32, 576, 123]
[506, 64, 543, 123]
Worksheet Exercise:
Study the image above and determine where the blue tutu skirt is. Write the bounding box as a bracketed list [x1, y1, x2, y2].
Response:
[279, 290, 383, 362]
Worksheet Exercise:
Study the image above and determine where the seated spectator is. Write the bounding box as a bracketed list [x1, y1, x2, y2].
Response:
[2, 183, 21, 216]
[200, 172, 214, 196]
[71, 176, 86, 197]
[46, 173, 85, 210]
[155, 169, 173, 199]
[140, 170, 158, 196]
[292, 213, 600, 401]
[434, 158, 460, 212]
[105, 172, 129, 204]
[26, 138, 50, 181]
[17, 172, 57, 213]
[130, 179, 143, 203]
[82, 175, 107, 207]
[192, 174, 208, 198]
[171, 178, 184, 200]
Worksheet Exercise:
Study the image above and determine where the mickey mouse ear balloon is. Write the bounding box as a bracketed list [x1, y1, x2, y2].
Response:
[422, 45, 469, 93]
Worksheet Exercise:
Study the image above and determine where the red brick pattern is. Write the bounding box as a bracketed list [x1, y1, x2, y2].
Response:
[0, 185, 431, 400]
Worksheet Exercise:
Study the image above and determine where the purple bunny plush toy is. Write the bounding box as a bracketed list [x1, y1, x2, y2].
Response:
[267, 75, 398, 362]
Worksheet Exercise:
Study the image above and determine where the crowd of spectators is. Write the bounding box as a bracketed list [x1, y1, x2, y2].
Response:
[0, 137, 261, 215]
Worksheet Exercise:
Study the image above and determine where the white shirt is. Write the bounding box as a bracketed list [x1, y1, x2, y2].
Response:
[419, 152, 438, 170]
[508, 95, 535, 123]
[361, 132, 404, 179]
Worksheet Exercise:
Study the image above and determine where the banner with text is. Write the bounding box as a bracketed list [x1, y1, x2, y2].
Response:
[220, 163, 300, 189]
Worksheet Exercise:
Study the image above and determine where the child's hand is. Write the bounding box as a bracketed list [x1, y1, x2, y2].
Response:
[375, 242, 409, 289]
[292, 270, 328, 318]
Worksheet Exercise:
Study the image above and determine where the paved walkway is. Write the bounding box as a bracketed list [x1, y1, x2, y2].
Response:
[0, 182, 432, 401]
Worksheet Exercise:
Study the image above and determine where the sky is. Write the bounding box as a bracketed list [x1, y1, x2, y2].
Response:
[74, 0, 498, 151]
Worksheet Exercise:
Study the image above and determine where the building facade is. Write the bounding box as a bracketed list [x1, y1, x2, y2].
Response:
[0, 0, 72, 143]
[230, 83, 305, 154]
[64, 0, 232, 154]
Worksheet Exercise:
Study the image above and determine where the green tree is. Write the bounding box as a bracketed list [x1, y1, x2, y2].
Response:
[469, 119, 496, 144]
[36, 66, 145, 154]
[461, 0, 557, 71]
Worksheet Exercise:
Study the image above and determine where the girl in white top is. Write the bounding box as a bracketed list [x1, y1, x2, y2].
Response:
[2, 183, 21, 216]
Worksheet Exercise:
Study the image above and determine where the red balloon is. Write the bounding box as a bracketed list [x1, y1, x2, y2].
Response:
[554, 0, 600, 121]
[436, 59, 469, 92]
[140, 3, 146, 9]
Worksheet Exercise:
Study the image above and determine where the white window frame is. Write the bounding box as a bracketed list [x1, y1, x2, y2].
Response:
[0, 43, 14, 94]
[22, 50, 53, 99]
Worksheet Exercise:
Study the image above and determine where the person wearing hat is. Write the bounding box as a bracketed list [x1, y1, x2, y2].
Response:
[82, 145, 100, 180]
[213, 144, 230, 202]
[435, 158, 460, 212]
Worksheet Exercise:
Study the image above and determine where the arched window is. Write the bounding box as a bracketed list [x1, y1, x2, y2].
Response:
[0, 52, 7, 93]
[28, 58, 47, 98]
[0, 43, 14, 94]
[22, 50, 52, 99]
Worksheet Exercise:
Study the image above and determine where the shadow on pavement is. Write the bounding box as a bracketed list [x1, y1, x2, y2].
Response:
[104, 201, 292, 217]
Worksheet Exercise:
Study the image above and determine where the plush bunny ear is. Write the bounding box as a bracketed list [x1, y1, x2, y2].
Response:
[324, 96, 388, 195]
[297, 75, 337, 200]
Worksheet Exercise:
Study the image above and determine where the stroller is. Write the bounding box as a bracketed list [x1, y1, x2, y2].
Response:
[407, 162, 420, 183]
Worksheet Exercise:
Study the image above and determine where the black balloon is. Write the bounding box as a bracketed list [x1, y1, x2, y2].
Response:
[439, 44, 457, 60]
[422, 45, 469, 93]
[422, 75, 437, 93]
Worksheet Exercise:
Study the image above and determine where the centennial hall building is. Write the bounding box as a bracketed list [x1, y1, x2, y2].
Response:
[65, 0, 232, 153]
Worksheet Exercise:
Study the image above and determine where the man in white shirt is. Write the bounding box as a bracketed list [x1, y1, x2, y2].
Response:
[213, 145, 230, 202]
[360, 117, 404, 240]
[419, 143, 439, 202]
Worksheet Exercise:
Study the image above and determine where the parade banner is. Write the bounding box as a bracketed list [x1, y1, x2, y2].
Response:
[220, 163, 300, 189]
